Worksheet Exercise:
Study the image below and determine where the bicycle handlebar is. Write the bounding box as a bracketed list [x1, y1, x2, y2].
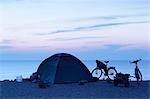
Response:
[130, 59, 141, 64]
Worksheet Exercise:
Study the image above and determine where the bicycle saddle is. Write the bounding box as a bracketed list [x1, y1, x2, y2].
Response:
[131, 59, 141, 64]
[104, 61, 109, 64]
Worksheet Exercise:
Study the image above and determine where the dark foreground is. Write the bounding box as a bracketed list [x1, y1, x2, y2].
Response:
[0, 80, 150, 99]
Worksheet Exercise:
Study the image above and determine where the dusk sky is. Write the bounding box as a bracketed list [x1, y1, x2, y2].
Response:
[0, 0, 150, 60]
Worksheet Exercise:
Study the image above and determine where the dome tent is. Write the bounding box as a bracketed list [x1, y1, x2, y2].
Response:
[37, 53, 94, 84]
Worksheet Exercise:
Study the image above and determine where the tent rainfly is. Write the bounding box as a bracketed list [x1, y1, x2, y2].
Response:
[37, 53, 94, 84]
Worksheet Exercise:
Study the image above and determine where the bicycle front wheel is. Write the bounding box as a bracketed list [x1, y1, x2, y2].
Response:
[136, 70, 142, 81]
[108, 67, 117, 80]
[91, 68, 102, 79]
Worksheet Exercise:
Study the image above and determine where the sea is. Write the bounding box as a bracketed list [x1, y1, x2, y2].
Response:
[0, 60, 150, 81]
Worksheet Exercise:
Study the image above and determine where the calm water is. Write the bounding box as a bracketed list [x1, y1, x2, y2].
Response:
[0, 60, 150, 81]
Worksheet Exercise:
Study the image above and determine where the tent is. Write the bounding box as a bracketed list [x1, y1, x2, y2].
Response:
[37, 53, 94, 84]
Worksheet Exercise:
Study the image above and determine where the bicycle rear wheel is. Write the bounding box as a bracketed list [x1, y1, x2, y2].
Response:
[107, 67, 117, 80]
[136, 70, 142, 81]
[91, 68, 102, 79]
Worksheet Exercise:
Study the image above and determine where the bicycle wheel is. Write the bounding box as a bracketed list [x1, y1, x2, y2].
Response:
[136, 70, 142, 81]
[107, 67, 117, 80]
[91, 68, 102, 79]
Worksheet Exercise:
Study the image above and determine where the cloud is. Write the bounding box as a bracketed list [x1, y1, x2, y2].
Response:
[49, 36, 105, 41]
[104, 44, 131, 51]
[103, 43, 150, 51]
[0, 40, 12, 44]
[7, 13, 149, 36]
[0, 0, 23, 3]
[105, 44, 126, 48]
[75, 13, 150, 21]
[36, 20, 150, 35]
[0, 40, 14, 49]
[77, 21, 148, 29]
[0, 45, 14, 49]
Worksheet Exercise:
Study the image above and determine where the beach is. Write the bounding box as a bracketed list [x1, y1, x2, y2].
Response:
[0, 80, 149, 99]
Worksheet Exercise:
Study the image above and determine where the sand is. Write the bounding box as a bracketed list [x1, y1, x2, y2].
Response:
[0, 80, 150, 99]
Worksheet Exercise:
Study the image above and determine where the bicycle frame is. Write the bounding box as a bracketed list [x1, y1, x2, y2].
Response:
[96, 60, 108, 76]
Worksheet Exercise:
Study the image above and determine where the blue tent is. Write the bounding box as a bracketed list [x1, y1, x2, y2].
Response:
[37, 53, 94, 84]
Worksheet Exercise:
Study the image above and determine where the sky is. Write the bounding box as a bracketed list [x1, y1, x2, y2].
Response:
[0, 0, 150, 61]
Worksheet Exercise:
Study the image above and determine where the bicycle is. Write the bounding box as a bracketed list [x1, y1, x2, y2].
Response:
[91, 60, 117, 80]
[130, 59, 142, 84]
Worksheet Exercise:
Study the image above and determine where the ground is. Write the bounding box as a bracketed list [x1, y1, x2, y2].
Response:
[0, 80, 150, 99]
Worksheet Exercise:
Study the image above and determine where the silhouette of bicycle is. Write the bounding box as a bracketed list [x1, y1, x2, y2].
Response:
[130, 59, 142, 84]
[92, 60, 117, 80]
